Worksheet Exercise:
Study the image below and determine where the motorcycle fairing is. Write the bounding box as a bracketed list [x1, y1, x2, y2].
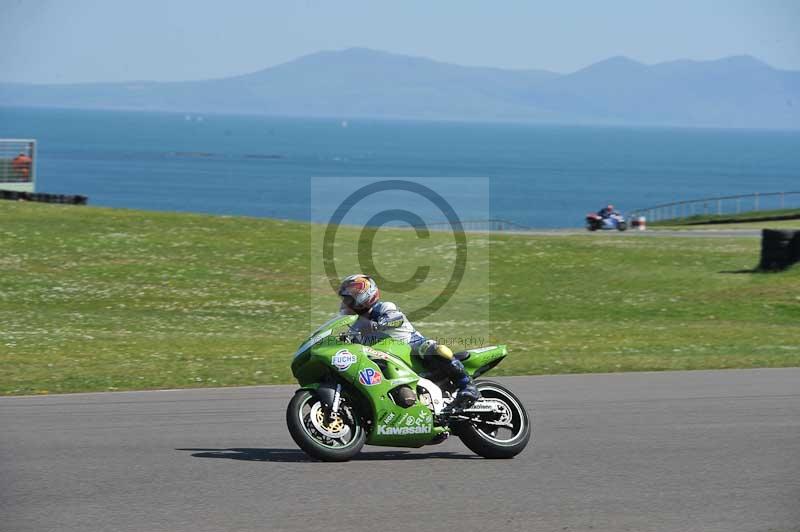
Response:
[459, 345, 508, 378]
[291, 334, 444, 447]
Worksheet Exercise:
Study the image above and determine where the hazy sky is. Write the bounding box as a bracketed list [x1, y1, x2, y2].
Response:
[1, 0, 799, 83]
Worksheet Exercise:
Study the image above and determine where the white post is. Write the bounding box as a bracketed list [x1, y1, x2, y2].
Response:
[30, 140, 37, 192]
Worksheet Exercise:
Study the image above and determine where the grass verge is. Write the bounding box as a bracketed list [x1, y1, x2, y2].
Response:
[1, 201, 798, 395]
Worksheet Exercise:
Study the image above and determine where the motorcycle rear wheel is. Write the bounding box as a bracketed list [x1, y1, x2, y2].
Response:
[456, 381, 531, 459]
[286, 389, 366, 462]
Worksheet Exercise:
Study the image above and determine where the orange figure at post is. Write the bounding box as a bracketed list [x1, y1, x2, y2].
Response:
[11, 152, 32, 180]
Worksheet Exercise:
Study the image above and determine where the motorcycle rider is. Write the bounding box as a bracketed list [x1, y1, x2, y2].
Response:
[598, 204, 616, 218]
[337, 274, 479, 408]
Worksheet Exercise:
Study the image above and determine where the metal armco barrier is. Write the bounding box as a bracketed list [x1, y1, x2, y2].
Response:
[422, 219, 532, 232]
[630, 192, 800, 223]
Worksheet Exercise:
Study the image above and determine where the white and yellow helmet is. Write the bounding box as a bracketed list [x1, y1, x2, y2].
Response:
[338, 274, 380, 313]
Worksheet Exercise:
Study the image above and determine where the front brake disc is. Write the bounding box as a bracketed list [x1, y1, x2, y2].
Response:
[309, 401, 351, 439]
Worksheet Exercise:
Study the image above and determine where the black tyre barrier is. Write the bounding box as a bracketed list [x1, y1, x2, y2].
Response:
[758, 229, 800, 271]
[0, 190, 88, 205]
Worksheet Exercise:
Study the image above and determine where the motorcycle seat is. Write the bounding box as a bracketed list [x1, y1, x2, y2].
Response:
[454, 351, 470, 361]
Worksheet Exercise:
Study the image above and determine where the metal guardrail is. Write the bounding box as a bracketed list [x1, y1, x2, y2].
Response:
[629, 191, 800, 222]
[421, 219, 532, 232]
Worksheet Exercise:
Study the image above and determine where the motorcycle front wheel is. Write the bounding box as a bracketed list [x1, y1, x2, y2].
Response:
[286, 389, 366, 462]
[456, 381, 531, 459]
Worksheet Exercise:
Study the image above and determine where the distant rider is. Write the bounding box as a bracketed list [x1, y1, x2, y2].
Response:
[11, 152, 32, 180]
[597, 204, 616, 218]
[337, 274, 479, 408]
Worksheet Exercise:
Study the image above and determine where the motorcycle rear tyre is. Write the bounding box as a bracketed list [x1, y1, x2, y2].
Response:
[456, 381, 531, 459]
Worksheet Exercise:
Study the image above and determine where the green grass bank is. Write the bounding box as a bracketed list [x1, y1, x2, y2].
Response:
[1, 201, 798, 395]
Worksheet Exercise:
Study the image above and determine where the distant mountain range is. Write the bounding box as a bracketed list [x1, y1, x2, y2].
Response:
[2, 48, 798, 129]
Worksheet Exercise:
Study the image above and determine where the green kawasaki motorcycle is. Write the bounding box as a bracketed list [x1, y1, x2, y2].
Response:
[287, 314, 531, 461]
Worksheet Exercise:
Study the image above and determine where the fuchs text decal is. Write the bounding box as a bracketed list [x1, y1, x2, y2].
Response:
[332, 349, 357, 371]
[358, 367, 382, 386]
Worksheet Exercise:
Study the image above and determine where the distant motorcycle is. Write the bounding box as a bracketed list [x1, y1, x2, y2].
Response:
[586, 212, 628, 231]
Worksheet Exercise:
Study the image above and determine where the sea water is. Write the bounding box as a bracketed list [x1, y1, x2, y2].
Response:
[1, 107, 798, 227]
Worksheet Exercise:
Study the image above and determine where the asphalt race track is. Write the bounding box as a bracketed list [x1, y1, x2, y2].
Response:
[2, 369, 798, 532]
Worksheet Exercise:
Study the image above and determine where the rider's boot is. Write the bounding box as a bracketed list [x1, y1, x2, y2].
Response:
[419, 340, 480, 409]
[447, 358, 480, 410]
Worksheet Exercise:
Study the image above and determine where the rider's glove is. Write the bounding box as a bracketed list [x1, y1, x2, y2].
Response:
[375, 314, 404, 329]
